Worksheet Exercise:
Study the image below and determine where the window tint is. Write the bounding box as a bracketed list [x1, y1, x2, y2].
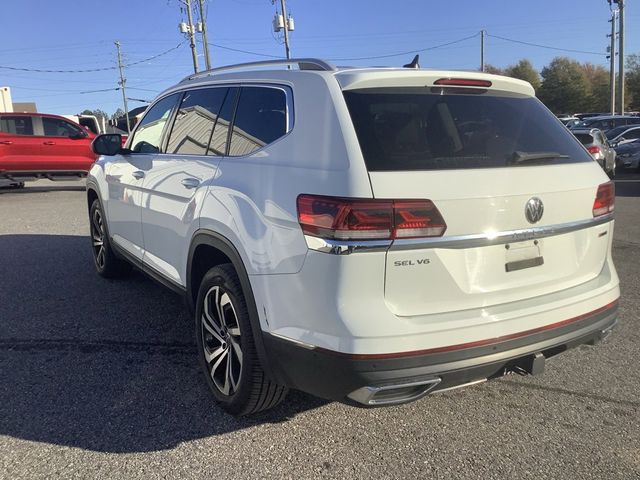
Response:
[605, 125, 627, 139]
[130, 93, 180, 153]
[166, 88, 228, 155]
[42, 117, 83, 137]
[627, 129, 640, 140]
[228, 87, 287, 156]
[344, 88, 593, 171]
[0, 116, 34, 135]
[574, 133, 594, 145]
[209, 87, 238, 156]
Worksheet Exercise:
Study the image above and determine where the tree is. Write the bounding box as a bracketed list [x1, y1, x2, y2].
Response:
[504, 59, 541, 91]
[581, 63, 610, 113]
[483, 64, 504, 75]
[80, 109, 110, 122]
[626, 54, 640, 111]
[112, 108, 125, 120]
[538, 57, 591, 113]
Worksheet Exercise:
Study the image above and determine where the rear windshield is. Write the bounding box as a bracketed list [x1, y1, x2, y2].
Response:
[343, 88, 593, 171]
[574, 133, 594, 145]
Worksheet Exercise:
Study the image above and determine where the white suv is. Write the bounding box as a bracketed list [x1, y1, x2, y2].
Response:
[87, 58, 619, 415]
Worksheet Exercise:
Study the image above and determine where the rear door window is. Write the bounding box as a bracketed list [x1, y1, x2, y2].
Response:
[228, 86, 287, 156]
[166, 87, 228, 155]
[130, 93, 181, 153]
[0, 116, 34, 135]
[344, 88, 593, 171]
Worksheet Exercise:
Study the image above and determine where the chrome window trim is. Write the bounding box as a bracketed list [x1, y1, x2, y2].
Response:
[305, 213, 614, 255]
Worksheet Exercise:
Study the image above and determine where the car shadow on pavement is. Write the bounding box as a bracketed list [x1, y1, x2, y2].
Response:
[615, 171, 640, 197]
[0, 234, 328, 453]
[0, 185, 86, 194]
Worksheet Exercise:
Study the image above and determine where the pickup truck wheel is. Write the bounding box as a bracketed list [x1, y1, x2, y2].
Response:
[89, 199, 131, 278]
[195, 264, 288, 416]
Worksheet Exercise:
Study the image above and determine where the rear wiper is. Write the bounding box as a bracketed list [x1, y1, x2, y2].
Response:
[510, 151, 570, 164]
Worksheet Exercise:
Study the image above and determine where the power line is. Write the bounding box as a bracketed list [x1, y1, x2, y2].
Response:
[329, 33, 480, 61]
[208, 42, 283, 58]
[486, 33, 606, 57]
[0, 41, 187, 73]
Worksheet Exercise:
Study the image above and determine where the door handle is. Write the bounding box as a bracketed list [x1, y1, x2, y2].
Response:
[43, 141, 56, 145]
[0, 140, 12, 145]
[132, 170, 145, 180]
[181, 178, 200, 189]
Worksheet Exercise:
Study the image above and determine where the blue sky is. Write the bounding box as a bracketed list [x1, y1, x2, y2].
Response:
[1, 0, 638, 115]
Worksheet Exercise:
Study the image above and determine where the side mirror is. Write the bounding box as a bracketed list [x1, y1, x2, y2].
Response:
[92, 134, 123, 156]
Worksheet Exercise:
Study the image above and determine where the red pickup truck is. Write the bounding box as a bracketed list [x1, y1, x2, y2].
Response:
[0, 112, 97, 184]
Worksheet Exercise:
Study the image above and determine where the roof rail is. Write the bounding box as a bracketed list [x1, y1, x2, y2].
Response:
[180, 58, 336, 83]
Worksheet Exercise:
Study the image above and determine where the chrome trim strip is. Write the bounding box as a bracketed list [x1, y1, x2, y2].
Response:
[347, 378, 442, 406]
[304, 235, 392, 255]
[267, 332, 317, 350]
[390, 213, 614, 251]
[305, 214, 613, 255]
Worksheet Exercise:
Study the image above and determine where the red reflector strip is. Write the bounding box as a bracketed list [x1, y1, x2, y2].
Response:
[593, 181, 615, 217]
[434, 78, 492, 87]
[317, 300, 618, 360]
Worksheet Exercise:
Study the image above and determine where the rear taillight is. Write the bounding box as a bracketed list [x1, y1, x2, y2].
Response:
[587, 145, 602, 155]
[297, 195, 447, 241]
[593, 181, 615, 217]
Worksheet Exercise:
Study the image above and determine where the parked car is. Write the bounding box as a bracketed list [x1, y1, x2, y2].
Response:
[0, 112, 97, 182]
[571, 128, 616, 178]
[87, 59, 619, 415]
[605, 124, 640, 146]
[614, 139, 640, 169]
[573, 115, 640, 133]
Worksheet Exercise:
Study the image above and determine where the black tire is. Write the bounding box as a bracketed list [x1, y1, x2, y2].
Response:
[195, 263, 288, 416]
[89, 199, 132, 278]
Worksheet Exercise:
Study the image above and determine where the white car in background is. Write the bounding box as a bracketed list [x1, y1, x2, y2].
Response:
[86, 58, 620, 415]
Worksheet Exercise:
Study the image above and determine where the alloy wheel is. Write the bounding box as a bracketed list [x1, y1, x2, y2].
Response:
[201, 286, 243, 396]
[91, 208, 106, 269]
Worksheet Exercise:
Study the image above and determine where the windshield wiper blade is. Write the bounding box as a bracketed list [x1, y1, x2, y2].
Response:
[510, 151, 570, 164]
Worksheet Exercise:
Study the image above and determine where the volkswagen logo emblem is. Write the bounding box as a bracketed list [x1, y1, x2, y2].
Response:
[525, 197, 544, 224]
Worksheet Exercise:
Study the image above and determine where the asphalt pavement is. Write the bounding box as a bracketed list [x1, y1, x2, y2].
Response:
[1, 175, 639, 480]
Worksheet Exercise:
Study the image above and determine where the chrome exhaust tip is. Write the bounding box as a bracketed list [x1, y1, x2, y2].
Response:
[347, 378, 441, 406]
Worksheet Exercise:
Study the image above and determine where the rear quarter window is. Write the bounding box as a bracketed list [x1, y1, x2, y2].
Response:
[227, 87, 287, 157]
[344, 88, 593, 171]
[0, 116, 34, 135]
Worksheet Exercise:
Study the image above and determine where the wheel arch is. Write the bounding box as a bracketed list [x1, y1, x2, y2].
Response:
[188, 229, 277, 381]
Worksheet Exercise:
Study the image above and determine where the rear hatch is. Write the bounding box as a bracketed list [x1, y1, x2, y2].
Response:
[342, 78, 613, 316]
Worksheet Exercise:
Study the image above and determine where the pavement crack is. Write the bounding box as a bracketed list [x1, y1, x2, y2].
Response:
[500, 379, 640, 408]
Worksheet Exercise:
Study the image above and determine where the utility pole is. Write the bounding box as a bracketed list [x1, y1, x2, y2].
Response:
[480, 30, 486, 72]
[185, 0, 199, 73]
[198, 0, 212, 70]
[617, 0, 624, 114]
[279, 0, 291, 60]
[114, 41, 130, 135]
[608, 10, 617, 115]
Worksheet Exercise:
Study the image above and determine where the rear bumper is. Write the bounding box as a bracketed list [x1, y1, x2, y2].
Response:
[263, 300, 618, 406]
